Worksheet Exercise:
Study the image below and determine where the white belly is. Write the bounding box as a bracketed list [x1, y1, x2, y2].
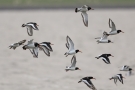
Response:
[68, 50, 76, 55]
[109, 31, 117, 35]
[99, 40, 108, 43]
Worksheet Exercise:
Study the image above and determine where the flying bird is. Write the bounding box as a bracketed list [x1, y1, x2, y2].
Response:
[95, 31, 112, 43]
[65, 55, 81, 72]
[78, 76, 97, 90]
[108, 18, 124, 35]
[75, 5, 94, 27]
[40, 42, 54, 52]
[110, 74, 125, 85]
[22, 39, 40, 58]
[9, 39, 26, 50]
[95, 54, 114, 64]
[39, 42, 54, 56]
[120, 65, 133, 76]
[65, 36, 82, 57]
[22, 22, 39, 36]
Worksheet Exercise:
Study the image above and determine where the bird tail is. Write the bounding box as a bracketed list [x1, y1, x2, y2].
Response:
[78, 80, 81, 83]
[22, 24, 25, 27]
[95, 57, 99, 59]
[109, 78, 112, 80]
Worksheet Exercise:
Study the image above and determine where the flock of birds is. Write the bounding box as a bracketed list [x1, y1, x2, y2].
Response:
[8, 5, 134, 90]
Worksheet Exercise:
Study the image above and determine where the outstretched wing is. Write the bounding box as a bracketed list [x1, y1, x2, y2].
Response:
[27, 27, 33, 36]
[102, 57, 110, 64]
[40, 43, 53, 52]
[29, 49, 38, 58]
[81, 5, 88, 8]
[28, 39, 34, 44]
[27, 22, 38, 30]
[40, 45, 50, 57]
[71, 55, 76, 67]
[117, 74, 123, 84]
[109, 18, 116, 32]
[32, 47, 38, 58]
[18, 40, 26, 45]
[101, 31, 109, 40]
[83, 80, 97, 90]
[65, 43, 69, 49]
[66, 36, 74, 51]
[81, 12, 88, 27]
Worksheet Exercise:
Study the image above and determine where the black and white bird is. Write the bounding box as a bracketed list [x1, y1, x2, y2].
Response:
[95, 54, 114, 64]
[9, 40, 26, 50]
[108, 18, 124, 35]
[39, 42, 54, 56]
[65, 36, 82, 57]
[22, 22, 39, 36]
[40, 42, 53, 52]
[78, 76, 97, 90]
[95, 31, 112, 43]
[22, 39, 40, 58]
[75, 5, 94, 27]
[110, 74, 125, 85]
[65, 55, 80, 72]
[120, 65, 133, 76]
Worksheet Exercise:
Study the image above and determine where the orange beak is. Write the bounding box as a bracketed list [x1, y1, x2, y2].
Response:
[79, 51, 82, 53]
[93, 78, 96, 80]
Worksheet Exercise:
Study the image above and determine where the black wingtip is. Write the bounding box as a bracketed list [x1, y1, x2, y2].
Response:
[75, 8, 78, 13]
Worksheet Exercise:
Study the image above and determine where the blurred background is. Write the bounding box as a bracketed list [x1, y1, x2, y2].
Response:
[1, 0, 135, 90]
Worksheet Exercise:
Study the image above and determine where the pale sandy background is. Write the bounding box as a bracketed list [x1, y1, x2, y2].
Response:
[0, 9, 135, 90]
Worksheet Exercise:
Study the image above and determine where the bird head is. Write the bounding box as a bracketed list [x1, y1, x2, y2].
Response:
[76, 50, 82, 53]
[89, 77, 96, 80]
[75, 67, 81, 70]
[88, 7, 94, 10]
[108, 40, 113, 43]
[117, 30, 124, 33]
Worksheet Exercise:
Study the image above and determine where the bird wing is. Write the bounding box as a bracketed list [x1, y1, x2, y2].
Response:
[18, 40, 26, 45]
[81, 5, 88, 8]
[101, 31, 109, 40]
[28, 39, 34, 44]
[66, 36, 74, 51]
[32, 47, 38, 58]
[40, 45, 50, 56]
[109, 18, 116, 32]
[65, 43, 69, 49]
[81, 12, 88, 27]
[117, 74, 123, 84]
[27, 23, 38, 30]
[40, 42, 53, 51]
[29, 49, 38, 58]
[102, 57, 110, 64]
[13, 43, 19, 46]
[83, 80, 97, 90]
[70, 55, 76, 67]
[27, 27, 33, 36]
